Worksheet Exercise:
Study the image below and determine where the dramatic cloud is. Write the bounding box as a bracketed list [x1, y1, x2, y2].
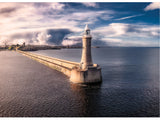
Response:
[0, 2, 114, 46]
[0, 3, 81, 46]
[93, 23, 159, 38]
[47, 29, 72, 45]
[36, 31, 51, 45]
[144, 2, 160, 11]
[0, 28, 73, 45]
[0, 3, 159, 47]
[92, 23, 159, 46]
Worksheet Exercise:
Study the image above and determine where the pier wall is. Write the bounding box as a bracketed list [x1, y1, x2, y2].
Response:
[18, 51, 79, 77]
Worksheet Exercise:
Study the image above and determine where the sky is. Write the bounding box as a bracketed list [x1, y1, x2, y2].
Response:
[0, 2, 159, 47]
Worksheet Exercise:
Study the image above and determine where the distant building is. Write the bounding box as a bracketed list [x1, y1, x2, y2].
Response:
[23, 42, 25, 47]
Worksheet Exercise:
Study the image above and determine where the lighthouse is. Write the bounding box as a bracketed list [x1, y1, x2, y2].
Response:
[81, 24, 93, 69]
[70, 24, 102, 84]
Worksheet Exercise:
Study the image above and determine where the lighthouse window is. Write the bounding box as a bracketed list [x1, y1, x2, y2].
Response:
[86, 30, 90, 35]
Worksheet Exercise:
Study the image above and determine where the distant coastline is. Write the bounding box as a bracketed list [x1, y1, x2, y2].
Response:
[0, 45, 159, 52]
[0, 45, 82, 51]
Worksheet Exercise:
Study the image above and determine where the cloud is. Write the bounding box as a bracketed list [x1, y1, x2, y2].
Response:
[92, 23, 159, 46]
[36, 31, 51, 45]
[0, 7, 17, 16]
[101, 38, 122, 43]
[0, 2, 115, 46]
[93, 23, 128, 37]
[62, 39, 81, 46]
[81, 2, 98, 7]
[115, 14, 144, 20]
[93, 23, 159, 38]
[59, 22, 159, 47]
[144, 2, 160, 11]
[0, 2, 82, 46]
[33, 3, 65, 11]
[0, 28, 73, 46]
[62, 36, 82, 46]
[0, 3, 158, 47]
[61, 10, 114, 24]
[47, 29, 72, 45]
[61, 35, 108, 46]
[51, 3, 65, 10]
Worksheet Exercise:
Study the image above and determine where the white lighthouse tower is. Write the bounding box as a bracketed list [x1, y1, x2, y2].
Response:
[81, 24, 93, 69]
[70, 24, 102, 84]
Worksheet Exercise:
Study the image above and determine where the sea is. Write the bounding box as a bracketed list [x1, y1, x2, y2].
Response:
[31, 47, 159, 117]
[0, 47, 159, 117]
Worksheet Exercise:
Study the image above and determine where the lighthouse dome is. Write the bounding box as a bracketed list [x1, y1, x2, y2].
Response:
[84, 24, 92, 37]
[85, 24, 90, 31]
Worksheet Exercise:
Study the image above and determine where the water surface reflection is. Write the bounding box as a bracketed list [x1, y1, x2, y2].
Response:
[70, 83, 102, 116]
